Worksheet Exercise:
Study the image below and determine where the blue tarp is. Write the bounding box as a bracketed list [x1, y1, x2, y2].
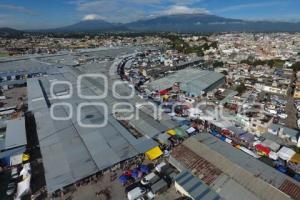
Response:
[140, 165, 150, 174]
[0, 146, 26, 166]
[131, 168, 139, 179]
[178, 120, 190, 126]
[119, 175, 129, 185]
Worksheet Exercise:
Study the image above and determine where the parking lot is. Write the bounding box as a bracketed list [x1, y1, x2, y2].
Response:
[71, 171, 127, 200]
[0, 86, 27, 108]
[47, 159, 181, 200]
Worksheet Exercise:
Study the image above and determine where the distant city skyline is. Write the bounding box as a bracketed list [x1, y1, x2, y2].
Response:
[1, 0, 300, 29]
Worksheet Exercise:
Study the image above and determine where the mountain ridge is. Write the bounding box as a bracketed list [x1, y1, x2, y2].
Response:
[2, 14, 300, 33]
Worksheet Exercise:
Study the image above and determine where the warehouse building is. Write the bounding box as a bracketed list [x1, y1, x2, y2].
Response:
[174, 170, 221, 200]
[146, 68, 225, 96]
[170, 133, 300, 200]
[26, 67, 161, 194]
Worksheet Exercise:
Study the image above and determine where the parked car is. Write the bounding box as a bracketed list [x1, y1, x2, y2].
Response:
[155, 162, 169, 173]
[146, 191, 156, 200]
[277, 113, 288, 119]
[150, 179, 169, 194]
[141, 172, 160, 185]
[127, 187, 147, 200]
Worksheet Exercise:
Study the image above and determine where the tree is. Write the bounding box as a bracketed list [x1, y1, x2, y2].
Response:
[213, 61, 224, 68]
[221, 70, 228, 75]
[236, 83, 247, 94]
[292, 62, 300, 72]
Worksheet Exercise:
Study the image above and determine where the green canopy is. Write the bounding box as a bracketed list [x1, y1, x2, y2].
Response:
[174, 127, 188, 138]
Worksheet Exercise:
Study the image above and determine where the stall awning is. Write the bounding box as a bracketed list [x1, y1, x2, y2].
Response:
[255, 144, 270, 155]
[167, 129, 176, 136]
[174, 127, 188, 138]
[145, 146, 163, 160]
[289, 153, 300, 164]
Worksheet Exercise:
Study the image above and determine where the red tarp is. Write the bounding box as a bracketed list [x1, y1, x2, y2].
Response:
[221, 129, 231, 136]
[159, 89, 169, 95]
[255, 144, 270, 155]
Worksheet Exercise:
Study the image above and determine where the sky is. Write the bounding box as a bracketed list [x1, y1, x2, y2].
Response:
[0, 0, 300, 29]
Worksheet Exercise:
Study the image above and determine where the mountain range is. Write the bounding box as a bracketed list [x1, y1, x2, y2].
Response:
[1, 14, 300, 34]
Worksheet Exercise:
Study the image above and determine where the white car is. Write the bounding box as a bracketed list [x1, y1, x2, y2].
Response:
[141, 172, 160, 185]
[127, 187, 147, 200]
[278, 113, 288, 119]
[155, 162, 168, 173]
[146, 191, 156, 200]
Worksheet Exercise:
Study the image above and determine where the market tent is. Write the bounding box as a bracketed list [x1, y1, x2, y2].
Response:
[22, 153, 30, 161]
[255, 144, 270, 156]
[174, 127, 188, 138]
[0, 146, 26, 166]
[178, 120, 190, 126]
[131, 169, 139, 179]
[15, 176, 31, 200]
[10, 154, 23, 166]
[159, 89, 169, 95]
[289, 153, 300, 164]
[162, 94, 169, 101]
[180, 125, 189, 131]
[261, 139, 280, 152]
[140, 165, 150, 174]
[156, 133, 171, 145]
[167, 129, 176, 136]
[186, 127, 196, 134]
[269, 151, 279, 160]
[145, 146, 163, 160]
[119, 175, 129, 185]
[278, 147, 296, 160]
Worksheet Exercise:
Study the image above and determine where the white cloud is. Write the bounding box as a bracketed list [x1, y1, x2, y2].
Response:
[83, 14, 105, 20]
[0, 3, 37, 15]
[215, 2, 283, 13]
[156, 5, 211, 16]
[75, 1, 211, 22]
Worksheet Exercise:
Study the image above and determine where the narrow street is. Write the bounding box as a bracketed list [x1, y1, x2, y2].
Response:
[284, 96, 297, 129]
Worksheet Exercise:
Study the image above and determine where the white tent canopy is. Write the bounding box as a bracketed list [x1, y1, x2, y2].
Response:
[278, 147, 296, 161]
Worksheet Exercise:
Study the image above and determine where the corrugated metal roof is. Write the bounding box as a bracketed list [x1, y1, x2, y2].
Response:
[184, 134, 300, 200]
[175, 170, 221, 200]
[269, 123, 300, 138]
[0, 79, 26, 87]
[4, 117, 27, 150]
[0, 146, 26, 159]
[27, 70, 159, 192]
[0, 59, 49, 76]
[146, 69, 224, 95]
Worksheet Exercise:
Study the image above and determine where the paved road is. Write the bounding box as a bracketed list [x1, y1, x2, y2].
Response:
[284, 95, 297, 129]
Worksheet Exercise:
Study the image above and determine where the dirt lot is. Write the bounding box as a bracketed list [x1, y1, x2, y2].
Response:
[47, 161, 181, 200]
[0, 86, 27, 108]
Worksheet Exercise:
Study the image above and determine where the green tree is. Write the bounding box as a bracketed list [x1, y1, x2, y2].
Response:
[291, 62, 300, 72]
[236, 83, 247, 94]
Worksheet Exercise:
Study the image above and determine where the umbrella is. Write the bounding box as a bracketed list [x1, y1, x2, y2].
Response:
[123, 170, 132, 177]
[131, 168, 139, 179]
[118, 175, 128, 185]
[140, 165, 150, 174]
[138, 171, 143, 178]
